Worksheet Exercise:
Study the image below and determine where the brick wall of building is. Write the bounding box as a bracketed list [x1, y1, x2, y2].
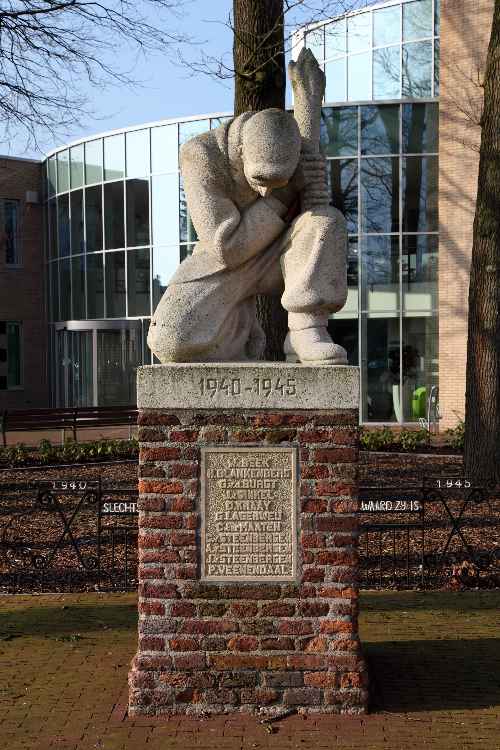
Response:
[129, 409, 368, 716]
[0, 156, 47, 409]
[439, 0, 494, 428]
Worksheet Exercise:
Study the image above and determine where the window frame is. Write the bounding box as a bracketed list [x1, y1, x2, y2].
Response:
[1, 198, 22, 267]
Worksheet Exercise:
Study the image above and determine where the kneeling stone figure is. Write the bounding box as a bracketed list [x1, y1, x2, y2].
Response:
[148, 50, 348, 365]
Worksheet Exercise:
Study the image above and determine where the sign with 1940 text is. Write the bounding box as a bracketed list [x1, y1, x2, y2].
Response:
[201, 447, 297, 581]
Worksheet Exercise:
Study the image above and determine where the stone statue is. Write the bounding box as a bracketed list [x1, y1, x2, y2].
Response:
[148, 48, 348, 365]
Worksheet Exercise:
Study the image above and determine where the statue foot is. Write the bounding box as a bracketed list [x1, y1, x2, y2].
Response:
[284, 328, 347, 365]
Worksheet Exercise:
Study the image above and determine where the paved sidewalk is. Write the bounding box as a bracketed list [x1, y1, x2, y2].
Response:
[0, 590, 499, 750]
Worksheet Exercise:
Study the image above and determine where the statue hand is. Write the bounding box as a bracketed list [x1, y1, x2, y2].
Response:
[288, 47, 326, 105]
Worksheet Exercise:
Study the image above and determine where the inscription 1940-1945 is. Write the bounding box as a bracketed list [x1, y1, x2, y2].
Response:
[201, 447, 297, 581]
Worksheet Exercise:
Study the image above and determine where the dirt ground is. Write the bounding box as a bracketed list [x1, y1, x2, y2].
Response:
[1, 589, 499, 750]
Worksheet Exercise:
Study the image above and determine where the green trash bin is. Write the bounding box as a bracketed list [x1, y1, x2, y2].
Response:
[412, 386, 427, 419]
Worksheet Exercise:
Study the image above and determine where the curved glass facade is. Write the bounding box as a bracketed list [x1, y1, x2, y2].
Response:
[44, 0, 439, 421]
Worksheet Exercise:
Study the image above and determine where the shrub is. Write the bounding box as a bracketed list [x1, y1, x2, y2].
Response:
[360, 427, 395, 451]
[398, 428, 429, 452]
[0, 437, 139, 466]
[445, 419, 465, 451]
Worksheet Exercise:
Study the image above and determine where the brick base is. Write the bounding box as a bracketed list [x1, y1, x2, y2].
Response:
[128, 409, 368, 716]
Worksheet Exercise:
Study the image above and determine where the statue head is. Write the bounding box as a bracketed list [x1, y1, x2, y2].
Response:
[241, 109, 301, 197]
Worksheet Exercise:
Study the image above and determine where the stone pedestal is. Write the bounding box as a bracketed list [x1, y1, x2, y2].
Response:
[128, 364, 368, 716]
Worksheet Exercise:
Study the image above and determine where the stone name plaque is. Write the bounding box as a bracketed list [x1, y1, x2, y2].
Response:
[201, 447, 297, 581]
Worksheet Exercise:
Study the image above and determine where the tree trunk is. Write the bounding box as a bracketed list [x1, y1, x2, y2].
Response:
[233, 0, 288, 360]
[464, 0, 500, 483]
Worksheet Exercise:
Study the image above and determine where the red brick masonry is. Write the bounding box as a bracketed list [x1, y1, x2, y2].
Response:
[129, 409, 368, 716]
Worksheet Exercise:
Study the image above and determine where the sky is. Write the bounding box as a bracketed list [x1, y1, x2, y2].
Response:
[7, 0, 370, 159]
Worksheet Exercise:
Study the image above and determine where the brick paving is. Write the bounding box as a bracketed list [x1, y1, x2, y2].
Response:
[0, 590, 499, 749]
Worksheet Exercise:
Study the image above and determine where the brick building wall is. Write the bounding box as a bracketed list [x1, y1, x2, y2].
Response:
[0, 156, 48, 409]
[439, 0, 494, 428]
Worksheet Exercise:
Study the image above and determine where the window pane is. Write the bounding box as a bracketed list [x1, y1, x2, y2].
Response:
[179, 119, 210, 146]
[306, 26, 324, 61]
[70, 144, 84, 189]
[402, 234, 438, 312]
[361, 157, 399, 233]
[57, 194, 70, 257]
[48, 156, 57, 195]
[127, 248, 151, 316]
[151, 125, 179, 173]
[361, 105, 399, 155]
[85, 186, 103, 253]
[126, 179, 150, 247]
[434, 39, 440, 96]
[333, 237, 359, 317]
[1, 199, 19, 264]
[104, 134, 125, 181]
[328, 318, 358, 365]
[402, 40, 432, 97]
[87, 253, 104, 318]
[85, 139, 103, 184]
[153, 246, 180, 308]
[70, 190, 84, 255]
[325, 58, 346, 103]
[325, 19, 346, 58]
[321, 107, 358, 156]
[347, 12, 371, 53]
[373, 5, 401, 47]
[7, 322, 21, 388]
[361, 235, 399, 313]
[348, 52, 371, 101]
[105, 251, 126, 317]
[328, 159, 358, 233]
[210, 116, 232, 129]
[403, 0, 433, 41]
[152, 173, 180, 245]
[60, 257, 71, 320]
[402, 315, 438, 422]
[71, 255, 86, 318]
[373, 46, 401, 100]
[104, 182, 125, 249]
[361, 313, 400, 423]
[180, 243, 195, 262]
[402, 155, 438, 232]
[49, 262, 59, 321]
[402, 103, 439, 153]
[179, 177, 198, 243]
[126, 129, 150, 178]
[49, 200, 58, 259]
[435, 0, 440, 36]
[57, 150, 69, 193]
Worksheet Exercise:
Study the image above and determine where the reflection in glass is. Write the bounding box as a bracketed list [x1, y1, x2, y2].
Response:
[152, 173, 180, 246]
[104, 134, 125, 181]
[85, 186, 103, 253]
[325, 58, 346, 103]
[151, 125, 179, 173]
[435, 0, 440, 36]
[57, 194, 70, 256]
[48, 156, 57, 195]
[71, 255, 85, 318]
[361, 314, 400, 422]
[361, 105, 399, 155]
[180, 244, 195, 262]
[60, 258, 71, 320]
[104, 182, 125, 249]
[127, 248, 150, 316]
[57, 150, 69, 193]
[179, 177, 198, 243]
[328, 159, 358, 234]
[67, 330, 93, 407]
[402, 315, 438, 421]
[347, 12, 371, 53]
[87, 253, 104, 318]
[70, 144, 84, 189]
[153, 246, 180, 307]
[97, 328, 140, 406]
[50, 262, 59, 321]
[210, 116, 232, 129]
[348, 52, 371, 101]
[328, 318, 358, 365]
[126, 129, 150, 178]
[402, 155, 438, 232]
[373, 4, 401, 47]
[403, 0, 433, 42]
[324, 19, 346, 58]
[126, 179, 149, 247]
[402, 234, 438, 312]
[70, 190, 84, 255]
[402, 103, 439, 153]
[85, 139, 103, 184]
[49, 199, 58, 258]
[361, 235, 399, 312]
[179, 119, 210, 146]
[321, 107, 358, 156]
[434, 39, 440, 96]
[105, 251, 126, 317]
[306, 26, 324, 61]
[361, 157, 399, 233]
[402, 41, 432, 97]
[373, 46, 400, 99]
